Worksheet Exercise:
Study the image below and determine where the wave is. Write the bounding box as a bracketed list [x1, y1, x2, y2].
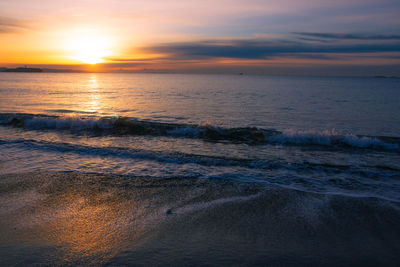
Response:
[269, 129, 400, 151]
[1, 112, 399, 151]
[1, 138, 399, 180]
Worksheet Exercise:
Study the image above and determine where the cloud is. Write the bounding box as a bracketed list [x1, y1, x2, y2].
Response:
[0, 16, 26, 33]
[141, 36, 400, 60]
[293, 32, 400, 40]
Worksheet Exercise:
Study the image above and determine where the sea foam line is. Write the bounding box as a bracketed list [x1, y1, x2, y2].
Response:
[1, 138, 399, 178]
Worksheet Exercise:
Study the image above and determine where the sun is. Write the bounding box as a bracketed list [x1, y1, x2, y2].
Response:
[65, 31, 113, 64]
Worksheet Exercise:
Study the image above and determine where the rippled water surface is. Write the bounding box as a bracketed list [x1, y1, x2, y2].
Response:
[1, 73, 399, 135]
[0, 73, 399, 200]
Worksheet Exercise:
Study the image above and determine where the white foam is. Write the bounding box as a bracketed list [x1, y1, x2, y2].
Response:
[269, 129, 336, 145]
[167, 127, 201, 137]
[174, 193, 262, 215]
[268, 129, 399, 150]
[342, 135, 398, 150]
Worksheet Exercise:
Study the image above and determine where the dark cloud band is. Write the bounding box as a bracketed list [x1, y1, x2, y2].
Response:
[141, 37, 400, 60]
[293, 32, 400, 40]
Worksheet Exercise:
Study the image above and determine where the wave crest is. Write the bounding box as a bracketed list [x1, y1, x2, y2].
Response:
[269, 129, 399, 150]
[1, 113, 399, 151]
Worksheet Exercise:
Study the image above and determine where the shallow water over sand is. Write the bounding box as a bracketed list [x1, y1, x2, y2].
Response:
[0, 172, 399, 266]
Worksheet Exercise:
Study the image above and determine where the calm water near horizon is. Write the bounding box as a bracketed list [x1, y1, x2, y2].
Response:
[0, 73, 399, 265]
[1, 73, 399, 136]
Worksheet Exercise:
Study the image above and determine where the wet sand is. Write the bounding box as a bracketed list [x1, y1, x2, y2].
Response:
[0, 172, 399, 266]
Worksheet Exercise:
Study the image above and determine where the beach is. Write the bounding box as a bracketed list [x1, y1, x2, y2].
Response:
[1, 171, 399, 266]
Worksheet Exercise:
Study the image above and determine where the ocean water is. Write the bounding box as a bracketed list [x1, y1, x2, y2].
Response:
[0, 73, 399, 265]
[1, 73, 399, 200]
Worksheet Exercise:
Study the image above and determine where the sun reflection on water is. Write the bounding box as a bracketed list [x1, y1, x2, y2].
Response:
[84, 74, 101, 114]
[89, 74, 99, 91]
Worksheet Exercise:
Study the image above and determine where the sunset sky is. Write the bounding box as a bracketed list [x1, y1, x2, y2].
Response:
[1, 0, 400, 75]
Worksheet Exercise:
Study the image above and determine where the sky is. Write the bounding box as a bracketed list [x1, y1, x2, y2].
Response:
[0, 0, 400, 75]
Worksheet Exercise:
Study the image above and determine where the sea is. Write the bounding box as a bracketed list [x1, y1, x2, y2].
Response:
[0, 73, 399, 265]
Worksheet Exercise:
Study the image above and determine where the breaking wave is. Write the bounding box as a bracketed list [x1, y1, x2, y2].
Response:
[1, 113, 399, 151]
